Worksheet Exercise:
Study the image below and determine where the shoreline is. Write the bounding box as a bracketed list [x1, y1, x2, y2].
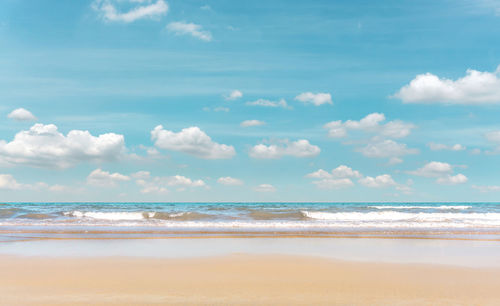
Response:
[2, 237, 500, 267]
[3, 228, 500, 241]
[1, 254, 500, 305]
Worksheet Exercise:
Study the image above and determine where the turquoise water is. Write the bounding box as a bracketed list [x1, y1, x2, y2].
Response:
[1, 203, 500, 234]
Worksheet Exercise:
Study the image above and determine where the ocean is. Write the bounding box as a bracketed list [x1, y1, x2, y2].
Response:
[1, 202, 500, 240]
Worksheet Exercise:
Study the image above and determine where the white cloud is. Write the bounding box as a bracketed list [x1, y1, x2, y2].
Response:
[306, 165, 361, 190]
[151, 125, 235, 159]
[436, 174, 468, 185]
[249, 139, 320, 159]
[167, 21, 212, 41]
[217, 177, 243, 186]
[428, 143, 466, 151]
[203, 107, 230, 112]
[393, 66, 500, 104]
[246, 98, 290, 109]
[331, 165, 363, 178]
[295, 92, 332, 106]
[324, 113, 415, 139]
[135, 174, 205, 193]
[166, 175, 206, 187]
[131, 171, 151, 179]
[358, 139, 418, 159]
[0, 123, 125, 168]
[7, 108, 36, 121]
[254, 184, 276, 192]
[358, 174, 396, 188]
[409, 161, 453, 177]
[485, 130, 500, 154]
[213, 107, 229, 112]
[312, 178, 354, 190]
[225, 90, 243, 101]
[92, 0, 168, 23]
[87, 168, 130, 187]
[240, 120, 265, 127]
[305, 169, 333, 179]
[48, 184, 71, 193]
[306, 165, 362, 179]
[472, 185, 500, 192]
[200, 4, 212, 10]
[0, 174, 67, 192]
[486, 130, 500, 143]
[409, 161, 467, 185]
[0, 174, 23, 190]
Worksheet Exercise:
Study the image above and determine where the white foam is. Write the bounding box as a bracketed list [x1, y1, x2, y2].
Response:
[301, 211, 500, 223]
[64, 211, 153, 221]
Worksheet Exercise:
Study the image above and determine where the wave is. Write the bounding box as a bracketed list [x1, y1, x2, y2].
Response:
[368, 205, 471, 210]
[17, 213, 53, 220]
[0, 208, 23, 218]
[247, 210, 307, 221]
[64, 211, 150, 220]
[150, 212, 212, 221]
[301, 211, 500, 223]
[63, 211, 212, 221]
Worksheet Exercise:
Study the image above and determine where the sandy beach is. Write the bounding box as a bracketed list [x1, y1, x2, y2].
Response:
[1, 253, 500, 305]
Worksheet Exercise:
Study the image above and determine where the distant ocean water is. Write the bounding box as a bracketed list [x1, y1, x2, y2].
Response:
[1, 203, 500, 240]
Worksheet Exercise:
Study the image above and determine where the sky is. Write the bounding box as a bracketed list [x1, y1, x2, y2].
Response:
[1, 0, 500, 202]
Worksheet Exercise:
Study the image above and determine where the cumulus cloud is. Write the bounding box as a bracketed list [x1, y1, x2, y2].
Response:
[472, 185, 500, 192]
[428, 143, 466, 151]
[7, 108, 36, 121]
[240, 120, 265, 127]
[436, 174, 468, 185]
[485, 130, 500, 153]
[0, 173, 67, 192]
[393, 66, 500, 104]
[409, 161, 453, 177]
[249, 139, 320, 159]
[324, 113, 415, 139]
[131, 171, 151, 180]
[167, 21, 212, 41]
[254, 184, 276, 192]
[0, 174, 23, 190]
[224, 90, 243, 101]
[0, 124, 125, 168]
[306, 165, 362, 179]
[151, 125, 235, 159]
[246, 98, 290, 109]
[486, 130, 500, 143]
[306, 165, 407, 191]
[358, 174, 396, 188]
[295, 92, 332, 106]
[358, 139, 418, 159]
[135, 174, 206, 194]
[323, 113, 417, 164]
[92, 0, 168, 23]
[87, 168, 130, 187]
[203, 107, 229, 112]
[306, 165, 361, 190]
[312, 178, 354, 190]
[217, 176, 243, 186]
[409, 161, 467, 185]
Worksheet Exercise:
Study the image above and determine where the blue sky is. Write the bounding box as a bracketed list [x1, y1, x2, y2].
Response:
[1, 0, 500, 202]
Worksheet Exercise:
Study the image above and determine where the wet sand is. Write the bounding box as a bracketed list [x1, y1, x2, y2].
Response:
[1, 254, 500, 305]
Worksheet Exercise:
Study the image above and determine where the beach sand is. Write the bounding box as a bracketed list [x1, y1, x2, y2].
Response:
[1, 254, 500, 305]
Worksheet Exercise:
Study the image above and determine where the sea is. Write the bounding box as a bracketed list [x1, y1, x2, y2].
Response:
[1, 202, 500, 240]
